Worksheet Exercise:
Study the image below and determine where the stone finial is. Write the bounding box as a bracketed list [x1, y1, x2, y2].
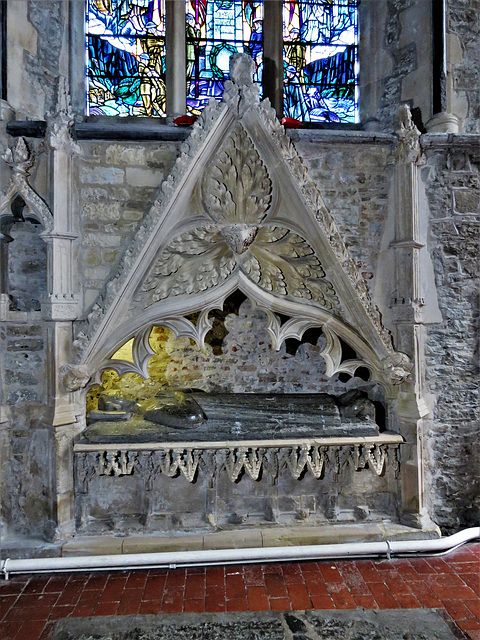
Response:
[2, 137, 34, 176]
[395, 104, 422, 164]
[229, 52, 255, 87]
[48, 76, 80, 153]
[223, 53, 259, 114]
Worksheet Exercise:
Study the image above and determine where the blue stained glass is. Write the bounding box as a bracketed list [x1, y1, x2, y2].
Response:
[186, 0, 263, 115]
[283, 0, 358, 123]
[86, 0, 166, 117]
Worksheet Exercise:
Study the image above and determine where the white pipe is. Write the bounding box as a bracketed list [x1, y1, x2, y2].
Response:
[1, 527, 478, 580]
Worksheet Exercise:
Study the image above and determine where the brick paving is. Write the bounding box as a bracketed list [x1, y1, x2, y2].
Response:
[0, 542, 478, 640]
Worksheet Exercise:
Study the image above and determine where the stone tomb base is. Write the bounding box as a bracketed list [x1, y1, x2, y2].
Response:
[50, 609, 458, 640]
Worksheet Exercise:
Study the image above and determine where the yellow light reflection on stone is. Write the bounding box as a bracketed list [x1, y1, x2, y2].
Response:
[111, 337, 135, 363]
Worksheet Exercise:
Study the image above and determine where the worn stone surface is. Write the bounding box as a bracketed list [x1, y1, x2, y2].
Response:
[7, 1, 65, 118]
[0, 404, 55, 539]
[50, 610, 457, 640]
[77, 141, 182, 307]
[6, 220, 47, 312]
[292, 137, 393, 298]
[3, 323, 47, 405]
[448, 0, 480, 133]
[424, 147, 480, 529]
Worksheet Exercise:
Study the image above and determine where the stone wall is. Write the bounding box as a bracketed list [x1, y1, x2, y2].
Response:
[78, 141, 182, 309]
[447, 0, 480, 133]
[360, 0, 433, 130]
[0, 322, 54, 538]
[423, 143, 480, 529]
[7, 1, 66, 119]
[293, 134, 393, 299]
[7, 219, 47, 312]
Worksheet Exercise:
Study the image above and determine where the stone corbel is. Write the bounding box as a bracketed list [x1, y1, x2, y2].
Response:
[59, 364, 92, 393]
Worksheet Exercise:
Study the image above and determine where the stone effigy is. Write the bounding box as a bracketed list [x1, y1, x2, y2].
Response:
[84, 385, 379, 443]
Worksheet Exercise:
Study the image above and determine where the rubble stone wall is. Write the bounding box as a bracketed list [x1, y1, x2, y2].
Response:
[448, 0, 480, 133]
[77, 141, 182, 309]
[424, 145, 480, 529]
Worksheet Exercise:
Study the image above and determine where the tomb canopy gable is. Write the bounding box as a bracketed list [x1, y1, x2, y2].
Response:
[71, 54, 411, 393]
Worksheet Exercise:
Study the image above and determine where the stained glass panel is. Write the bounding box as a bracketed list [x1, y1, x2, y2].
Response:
[283, 0, 358, 123]
[185, 0, 263, 115]
[86, 0, 166, 117]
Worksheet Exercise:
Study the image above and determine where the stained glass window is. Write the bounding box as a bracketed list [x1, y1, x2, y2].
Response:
[86, 0, 166, 117]
[283, 0, 358, 123]
[185, 0, 263, 115]
[85, 0, 358, 122]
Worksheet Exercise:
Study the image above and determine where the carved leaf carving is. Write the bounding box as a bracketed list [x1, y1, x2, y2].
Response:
[138, 225, 236, 305]
[240, 226, 339, 309]
[203, 124, 272, 225]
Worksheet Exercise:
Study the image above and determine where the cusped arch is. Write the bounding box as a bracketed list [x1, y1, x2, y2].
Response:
[85, 276, 400, 395]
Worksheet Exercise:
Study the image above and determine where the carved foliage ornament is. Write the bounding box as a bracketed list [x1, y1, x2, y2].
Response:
[138, 124, 338, 311]
[395, 104, 422, 164]
[0, 138, 54, 234]
[77, 442, 400, 490]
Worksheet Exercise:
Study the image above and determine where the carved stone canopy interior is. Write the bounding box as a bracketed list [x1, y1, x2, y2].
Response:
[74, 54, 411, 392]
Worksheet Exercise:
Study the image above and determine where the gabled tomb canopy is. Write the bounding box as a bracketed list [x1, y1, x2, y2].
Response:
[73, 54, 411, 394]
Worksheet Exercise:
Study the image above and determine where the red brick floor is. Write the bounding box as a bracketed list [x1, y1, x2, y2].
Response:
[0, 543, 478, 640]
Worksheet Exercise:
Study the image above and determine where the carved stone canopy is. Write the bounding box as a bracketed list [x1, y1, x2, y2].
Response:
[74, 54, 411, 390]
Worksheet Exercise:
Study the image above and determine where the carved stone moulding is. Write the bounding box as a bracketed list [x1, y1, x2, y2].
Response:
[74, 435, 402, 492]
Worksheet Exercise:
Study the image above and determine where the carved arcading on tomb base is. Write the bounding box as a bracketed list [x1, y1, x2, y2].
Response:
[75, 442, 400, 492]
[0, 138, 54, 234]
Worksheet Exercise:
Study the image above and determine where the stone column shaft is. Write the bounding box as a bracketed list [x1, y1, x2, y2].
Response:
[391, 106, 435, 531]
[166, 0, 187, 117]
[263, 0, 284, 118]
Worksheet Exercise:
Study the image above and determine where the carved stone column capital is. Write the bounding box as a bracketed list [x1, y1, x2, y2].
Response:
[41, 294, 80, 322]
